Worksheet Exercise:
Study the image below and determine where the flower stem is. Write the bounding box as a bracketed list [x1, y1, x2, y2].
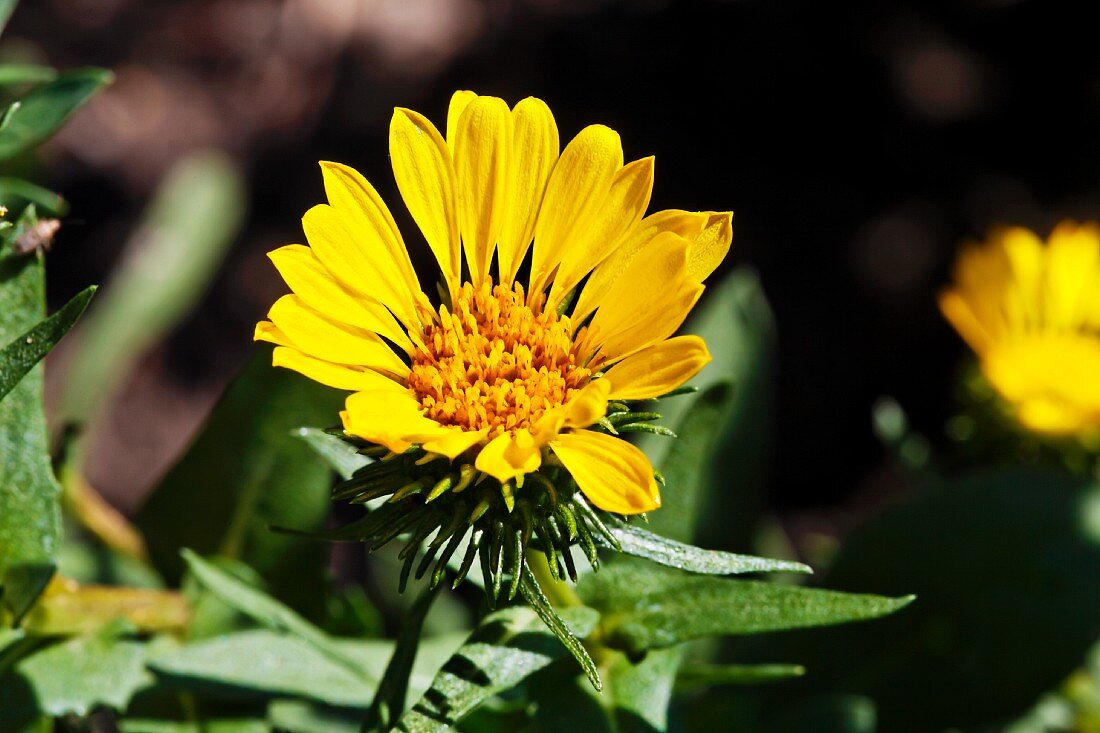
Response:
[525, 549, 582, 609]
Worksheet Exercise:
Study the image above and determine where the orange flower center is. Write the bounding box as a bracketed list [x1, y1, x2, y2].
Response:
[408, 281, 590, 436]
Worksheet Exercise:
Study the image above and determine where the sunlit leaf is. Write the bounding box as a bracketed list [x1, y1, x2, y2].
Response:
[0, 285, 94, 402]
[397, 604, 600, 732]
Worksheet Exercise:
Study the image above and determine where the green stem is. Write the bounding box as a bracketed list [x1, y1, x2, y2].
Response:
[525, 548, 582, 608]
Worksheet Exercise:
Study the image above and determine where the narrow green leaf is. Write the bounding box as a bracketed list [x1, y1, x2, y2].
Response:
[598, 518, 810, 576]
[0, 68, 111, 161]
[675, 662, 805, 691]
[296, 427, 370, 481]
[362, 582, 443, 732]
[0, 177, 67, 216]
[0, 245, 61, 620]
[137, 347, 343, 613]
[398, 604, 600, 732]
[519, 565, 601, 691]
[58, 150, 244, 426]
[180, 549, 368, 681]
[579, 565, 913, 655]
[0, 285, 94, 402]
[0, 65, 58, 86]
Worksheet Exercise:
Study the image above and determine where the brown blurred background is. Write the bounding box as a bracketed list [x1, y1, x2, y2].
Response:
[5, 0, 1098, 517]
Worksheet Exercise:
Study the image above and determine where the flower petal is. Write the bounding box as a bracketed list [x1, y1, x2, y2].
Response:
[342, 389, 443, 453]
[267, 344, 406, 392]
[268, 244, 412, 353]
[529, 124, 623, 301]
[550, 430, 660, 514]
[685, 212, 734, 283]
[546, 156, 654, 312]
[302, 204, 424, 329]
[390, 107, 461, 293]
[580, 232, 703, 365]
[475, 430, 541, 483]
[446, 90, 477, 148]
[497, 97, 559, 286]
[938, 290, 995, 356]
[422, 428, 488, 459]
[531, 379, 611, 444]
[266, 295, 409, 377]
[572, 209, 709, 323]
[453, 95, 512, 287]
[604, 336, 711, 401]
[318, 161, 423, 305]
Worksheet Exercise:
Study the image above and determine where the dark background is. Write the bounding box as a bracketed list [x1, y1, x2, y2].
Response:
[6, 0, 1098, 515]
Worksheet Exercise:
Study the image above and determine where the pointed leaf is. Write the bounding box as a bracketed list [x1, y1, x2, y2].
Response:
[675, 663, 805, 691]
[519, 565, 601, 691]
[0, 285, 94, 402]
[398, 604, 600, 732]
[578, 564, 912, 655]
[597, 519, 810, 576]
[296, 427, 370, 481]
[180, 549, 367, 681]
[0, 68, 111, 161]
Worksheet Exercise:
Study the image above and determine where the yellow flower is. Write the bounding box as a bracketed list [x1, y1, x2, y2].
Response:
[939, 222, 1100, 437]
[255, 91, 731, 515]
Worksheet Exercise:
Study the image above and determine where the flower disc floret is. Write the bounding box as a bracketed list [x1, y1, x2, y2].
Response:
[409, 281, 591, 436]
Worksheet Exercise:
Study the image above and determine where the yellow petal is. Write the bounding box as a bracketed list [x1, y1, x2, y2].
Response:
[550, 430, 659, 514]
[581, 232, 702, 364]
[529, 124, 623, 301]
[267, 295, 409, 377]
[938, 289, 994, 356]
[269, 346, 405, 392]
[390, 107, 461, 292]
[686, 212, 733, 283]
[301, 204, 423, 329]
[546, 156, 654, 312]
[497, 97, 559, 286]
[421, 428, 488, 459]
[342, 389, 444, 453]
[268, 244, 412, 353]
[475, 430, 542, 483]
[453, 95, 512, 287]
[446, 90, 477, 148]
[572, 209, 709, 323]
[1045, 222, 1100, 331]
[318, 161, 422, 304]
[531, 379, 611, 445]
[604, 336, 711, 401]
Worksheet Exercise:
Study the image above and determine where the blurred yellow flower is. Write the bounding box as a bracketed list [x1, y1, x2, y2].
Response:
[256, 91, 731, 514]
[939, 222, 1100, 437]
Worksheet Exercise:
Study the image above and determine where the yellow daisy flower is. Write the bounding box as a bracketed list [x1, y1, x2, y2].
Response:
[255, 91, 731, 520]
[939, 222, 1100, 437]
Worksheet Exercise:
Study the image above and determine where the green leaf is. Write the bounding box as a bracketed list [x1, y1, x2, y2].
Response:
[0, 178, 67, 216]
[180, 549, 367, 681]
[362, 582, 443, 732]
[149, 630, 375, 708]
[120, 717, 270, 733]
[640, 269, 776, 547]
[147, 628, 465, 709]
[0, 0, 17, 36]
[397, 604, 600, 732]
[0, 285, 94, 402]
[136, 347, 343, 613]
[267, 700, 361, 733]
[598, 518, 810, 576]
[757, 468, 1100, 732]
[519, 565, 601, 691]
[58, 150, 244, 426]
[0, 247, 60, 620]
[675, 662, 805, 691]
[0, 66, 58, 87]
[0, 68, 111, 161]
[0, 629, 152, 719]
[296, 427, 371, 481]
[578, 564, 912, 655]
